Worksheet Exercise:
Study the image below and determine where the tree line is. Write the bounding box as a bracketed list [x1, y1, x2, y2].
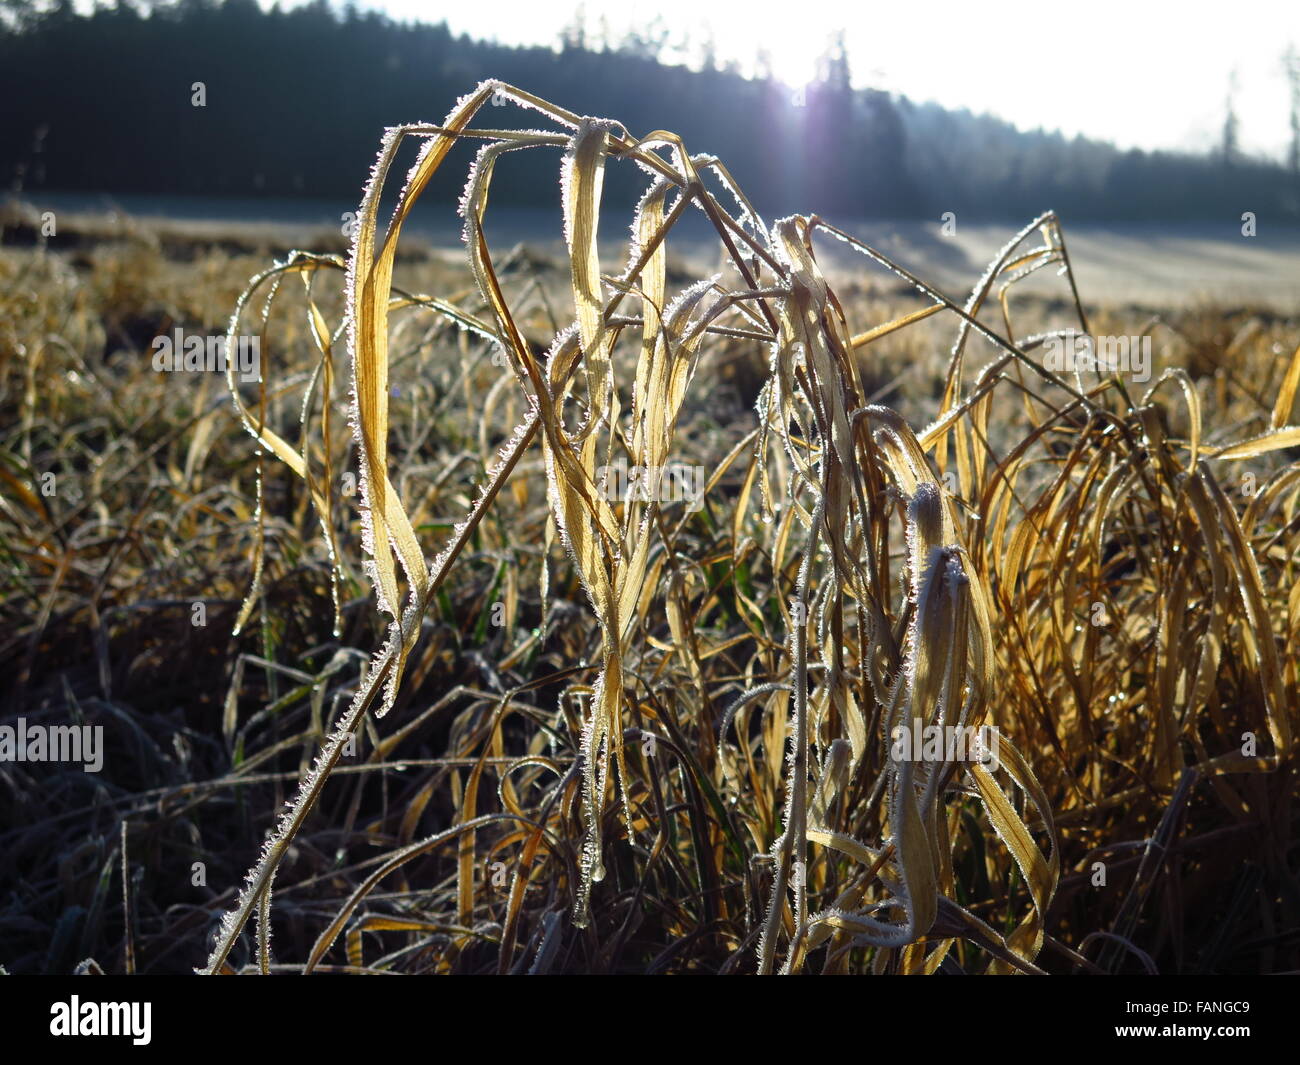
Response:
[2, 0, 1297, 223]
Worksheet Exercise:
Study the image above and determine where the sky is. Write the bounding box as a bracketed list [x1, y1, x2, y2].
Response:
[350, 0, 1300, 161]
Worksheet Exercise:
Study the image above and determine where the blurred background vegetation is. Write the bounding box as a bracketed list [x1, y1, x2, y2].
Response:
[2, 0, 1300, 222]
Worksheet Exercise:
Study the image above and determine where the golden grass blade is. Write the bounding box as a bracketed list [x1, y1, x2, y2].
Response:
[1207, 426, 1300, 460]
[1271, 339, 1300, 428]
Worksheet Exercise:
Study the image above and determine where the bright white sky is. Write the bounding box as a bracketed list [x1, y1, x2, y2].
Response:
[352, 0, 1300, 160]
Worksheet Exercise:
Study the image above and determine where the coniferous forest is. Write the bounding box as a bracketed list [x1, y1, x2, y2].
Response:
[2, 0, 1298, 220]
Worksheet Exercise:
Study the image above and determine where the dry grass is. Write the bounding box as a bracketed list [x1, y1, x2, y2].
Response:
[3, 82, 1299, 975]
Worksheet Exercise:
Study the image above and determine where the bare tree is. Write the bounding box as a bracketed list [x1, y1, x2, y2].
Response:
[1285, 45, 1300, 176]
[1222, 69, 1240, 167]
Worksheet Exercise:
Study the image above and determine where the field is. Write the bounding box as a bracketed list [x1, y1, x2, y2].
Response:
[2, 84, 1299, 975]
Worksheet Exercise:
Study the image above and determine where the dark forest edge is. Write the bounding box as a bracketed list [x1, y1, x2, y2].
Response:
[2, 0, 1299, 223]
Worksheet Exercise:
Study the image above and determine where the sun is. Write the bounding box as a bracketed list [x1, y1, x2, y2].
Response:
[763, 46, 821, 89]
[748, 25, 832, 88]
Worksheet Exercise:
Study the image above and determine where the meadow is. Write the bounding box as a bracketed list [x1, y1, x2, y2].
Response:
[2, 82, 1298, 975]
